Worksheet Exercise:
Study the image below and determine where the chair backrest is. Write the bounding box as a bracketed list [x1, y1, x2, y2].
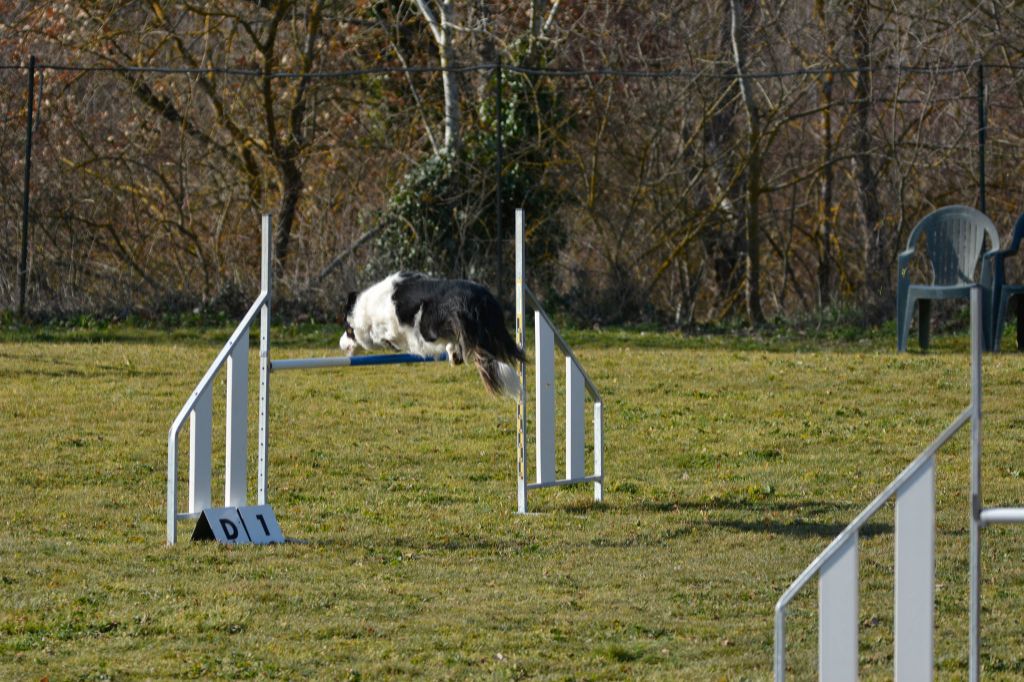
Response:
[1006, 212, 1024, 255]
[910, 206, 999, 286]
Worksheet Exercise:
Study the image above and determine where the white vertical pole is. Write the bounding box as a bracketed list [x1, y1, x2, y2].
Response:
[188, 386, 213, 514]
[515, 209, 528, 513]
[257, 214, 272, 506]
[167, 433, 178, 544]
[969, 286, 983, 682]
[225, 332, 249, 507]
[774, 603, 787, 681]
[566, 358, 585, 479]
[593, 401, 603, 502]
[819, 536, 859, 682]
[535, 312, 556, 484]
[894, 456, 935, 681]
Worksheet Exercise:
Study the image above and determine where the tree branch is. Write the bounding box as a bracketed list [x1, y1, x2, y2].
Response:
[413, 0, 444, 45]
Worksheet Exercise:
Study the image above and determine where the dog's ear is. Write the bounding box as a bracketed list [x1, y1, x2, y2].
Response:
[344, 291, 358, 315]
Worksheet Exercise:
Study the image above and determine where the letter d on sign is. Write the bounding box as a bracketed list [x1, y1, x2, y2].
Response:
[191, 507, 252, 544]
[219, 518, 240, 541]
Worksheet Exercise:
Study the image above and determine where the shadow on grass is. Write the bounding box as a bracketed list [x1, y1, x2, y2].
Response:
[637, 498, 892, 540]
[304, 535, 545, 558]
[289, 496, 891, 554]
[636, 499, 860, 514]
[536, 499, 614, 515]
[0, 350, 177, 379]
[707, 517, 892, 540]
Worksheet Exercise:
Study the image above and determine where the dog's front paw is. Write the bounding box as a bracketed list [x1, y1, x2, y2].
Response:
[339, 331, 358, 356]
[446, 343, 464, 365]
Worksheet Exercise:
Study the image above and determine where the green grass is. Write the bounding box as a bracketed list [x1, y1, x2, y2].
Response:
[3, 323, 1024, 679]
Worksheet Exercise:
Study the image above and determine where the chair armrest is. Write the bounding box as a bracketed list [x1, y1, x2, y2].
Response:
[1004, 212, 1024, 256]
[897, 249, 915, 283]
[986, 247, 1016, 260]
[981, 248, 1001, 289]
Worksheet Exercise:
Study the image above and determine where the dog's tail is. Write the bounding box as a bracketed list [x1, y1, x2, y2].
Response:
[454, 297, 526, 399]
[469, 322, 525, 398]
[473, 354, 522, 399]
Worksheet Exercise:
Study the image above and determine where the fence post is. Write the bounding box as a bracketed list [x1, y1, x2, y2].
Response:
[977, 61, 987, 214]
[18, 55, 36, 318]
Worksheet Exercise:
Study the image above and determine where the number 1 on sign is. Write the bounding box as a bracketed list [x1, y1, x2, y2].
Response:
[237, 505, 285, 544]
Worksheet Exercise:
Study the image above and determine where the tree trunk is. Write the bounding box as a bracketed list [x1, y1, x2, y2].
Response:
[701, 7, 745, 317]
[415, 0, 461, 154]
[267, 0, 322, 267]
[275, 160, 304, 267]
[851, 0, 888, 323]
[818, 72, 836, 308]
[815, 2, 835, 308]
[729, 0, 765, 325]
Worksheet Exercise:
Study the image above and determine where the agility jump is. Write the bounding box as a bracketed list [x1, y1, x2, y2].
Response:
[773, 287, 1023, 680]
[166, 210, 604, 544]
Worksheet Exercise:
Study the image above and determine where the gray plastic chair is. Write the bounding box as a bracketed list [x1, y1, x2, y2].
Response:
[990, 212, 1024, 351]
[896, 205, 999, 352]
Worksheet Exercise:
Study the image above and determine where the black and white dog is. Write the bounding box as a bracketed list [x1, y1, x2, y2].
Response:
[340, 272, 525, 398]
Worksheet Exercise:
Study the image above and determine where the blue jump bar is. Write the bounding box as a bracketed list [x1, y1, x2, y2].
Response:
[271, 352, 448, 371]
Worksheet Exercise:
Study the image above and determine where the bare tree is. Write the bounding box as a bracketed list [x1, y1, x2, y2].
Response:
[412, 0, 461, 153]
[138, 1, 325, 266]
[850, 0, 887, 322]
[3, 0, 1022, 326]
[729, 0, 765, 325]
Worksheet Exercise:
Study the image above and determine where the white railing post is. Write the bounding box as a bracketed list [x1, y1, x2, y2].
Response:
[166, 434, 177, 545]
[535, 312, 556, 483]
[593, 401, 603, 502]
[818, 536, 859, 681]
[225, 333, 248, 507]
[895, 456, 935, 680]
[566, 358, 585, 480]
[188, 386, 213, 514]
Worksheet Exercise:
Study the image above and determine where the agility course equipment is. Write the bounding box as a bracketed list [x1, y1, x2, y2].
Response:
[774, 287, 1016, 681]
[515, 208, 604, 513]
[166, 211, 603, 544]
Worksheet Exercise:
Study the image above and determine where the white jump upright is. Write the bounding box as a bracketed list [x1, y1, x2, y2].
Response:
[773, 287, 991, 680]
[167, 210, 606, 544]
[166, 215, 272, 545]
[515, 208, 604, 513]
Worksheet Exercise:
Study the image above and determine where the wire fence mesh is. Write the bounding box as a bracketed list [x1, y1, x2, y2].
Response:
[4, 58, 1024, 325]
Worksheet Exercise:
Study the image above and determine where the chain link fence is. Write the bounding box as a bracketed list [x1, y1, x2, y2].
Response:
[4, 59, 1023, 326]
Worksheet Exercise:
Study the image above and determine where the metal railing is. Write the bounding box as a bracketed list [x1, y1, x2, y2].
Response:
[774, 286, 984, 680]
[515, 209, 604, 513]
[166, 215, 272, 545]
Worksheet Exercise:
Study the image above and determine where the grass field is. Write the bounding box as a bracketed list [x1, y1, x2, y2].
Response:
[3, 321, 1024, 680]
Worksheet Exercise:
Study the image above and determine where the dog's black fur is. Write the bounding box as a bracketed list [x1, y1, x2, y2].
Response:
[341, 272, 525, 397]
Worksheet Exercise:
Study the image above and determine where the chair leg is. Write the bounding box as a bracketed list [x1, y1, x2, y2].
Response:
[918, 299, 931, 351]
[994, 289, 1010, 352]
[898, 294, 916, 352]
[1015, 295, 1024, 352]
